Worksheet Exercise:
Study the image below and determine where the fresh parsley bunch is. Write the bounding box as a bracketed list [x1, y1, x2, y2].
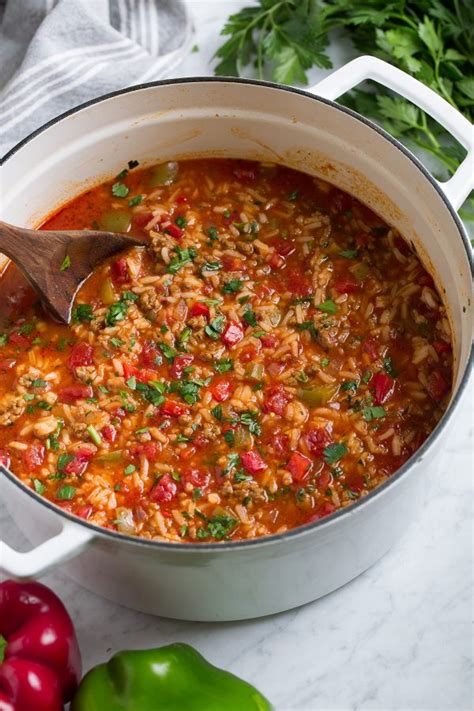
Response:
[214, 0, 473, 220]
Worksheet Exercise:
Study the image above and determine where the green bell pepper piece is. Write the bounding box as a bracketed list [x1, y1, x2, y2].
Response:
[71, 643, 273, 711]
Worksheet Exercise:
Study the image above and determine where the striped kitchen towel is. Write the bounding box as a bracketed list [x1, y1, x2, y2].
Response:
[0, 0, 193, 158]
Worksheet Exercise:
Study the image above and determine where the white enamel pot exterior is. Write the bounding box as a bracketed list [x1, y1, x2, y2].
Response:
[0, 57, 472, 621]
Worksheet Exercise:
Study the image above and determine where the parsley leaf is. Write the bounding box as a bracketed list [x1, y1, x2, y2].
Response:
[323, 442, 347, 465]
[111, 182, 129, 198]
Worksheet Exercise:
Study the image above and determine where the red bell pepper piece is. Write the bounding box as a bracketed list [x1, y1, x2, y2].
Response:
[260, 333, 278, 349]
[263, 384, 291, 416]
[163, 223, 184, 240]
[189, 302, 210, 319]
[305, 427, 332, 458]
[111, 257, 130, 286]
[0, 580, 81, 711]
[371, 372, 394, 405]
[287, 451, 312, 481]
[63, 448, 94, 476]
[209, 378, 232, 402]
[240, 450, 266, 474]
[433, 340, 451, 356]
[170, 354, 194, 379]
[333, 274, 359, 294]
[160, 400, 188, 418]
[22, 443, 45, 472]
[221, 321, 244, 347]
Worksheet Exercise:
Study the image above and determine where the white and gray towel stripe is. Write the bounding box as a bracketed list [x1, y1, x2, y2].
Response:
[0, 0, 193, 158]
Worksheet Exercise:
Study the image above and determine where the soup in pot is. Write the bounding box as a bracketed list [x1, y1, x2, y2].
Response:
[0, 159, 453, 542]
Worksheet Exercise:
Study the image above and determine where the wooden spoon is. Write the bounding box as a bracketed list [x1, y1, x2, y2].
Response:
[0, 220, 147, 324]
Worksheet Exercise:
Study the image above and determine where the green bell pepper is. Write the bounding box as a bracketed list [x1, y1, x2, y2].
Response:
[71, 643, 273, 711]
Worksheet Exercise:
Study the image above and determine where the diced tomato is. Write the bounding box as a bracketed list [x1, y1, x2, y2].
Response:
[240, 343, 261, 363]
[317, 469, 332, 492]
[233, 165, 257, 181]
[333, 273, 359, 294]
[284, 267, 312, 297]
[164, 223, 184, 239]
[171, 354, 194, 379]
[192, 434, 209, 449]
[308, 501, 336, 522]
[305, 427, 332, 458]
[210, 377, 232, 402]
[183, 468, 211, 489]
[0, 449, 11, 468]
[222, 254, 245, 272]
[189, 302, 210, 319]
[75, 505, 93, 520]
[9, 332, 30, 348]
[176, 194, 188, 204]
[263, 384, 292, 416]
[132, 211, 153, 230]
[426, 370, 449, 401]
[372, 372, 394, 404]
[363, 338, 379, 361]
[241, 450, 267, 474]
[287, 452, 312, 482]
[58, 384, 93, 403]
[140, 341, 162, 368]
[269, 430, 290, 458]
[113, 407, 127, 420]
[101, 425, 117, 443]
[222, 321, 244, 347]
[272, 238, 295, 257]
[433, 340, 451, 356]
[23, 443, 45, 472]
[269, 252, 285, 270]
[68, 342, 93, 369]
[160, 400, 188, 417]
[122, 361, 157, 384]
[260, 333, 278, 349]
[0, 358, 16, 372]
[111, 257, 130, 285]
[63, 448, 93, 476]
[150, 473, 178, 503]
[130, 442, 161, 461]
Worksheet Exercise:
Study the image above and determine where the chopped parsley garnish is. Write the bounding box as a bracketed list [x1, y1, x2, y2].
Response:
[135, 380, 166, 407]
[323, 442, 348, 465]
[222, 279, 243, 294]
[214, 358, 233, 373]
[32, 478, 45, 494]
[175, 434, 190, 443]
[170, 377, 210, 405]
[296, 321, 319, 340]
[243, 307, 257, 327]
[212, 404, 223, 421]
[158, 342, 177, 361]
[175, 215, 187, 228]
[238, 411, 261, 436]
[73, 304, 94, 323]
[59, 255, 71, 271]
[341, 380, 358, 392]
[56, 485, 76, 500]
[383, 356, 398, 378]
[234, 470, 253, 482]
[362, 369, 372, 384]
[207, 226, 219, 241]
[339, 249, 358, 259]
[116, 168, 128, 179]
[223, 429, 235, 445]
[177, 327, 192, 349]
[124, 464, 136, 475]
[0, 334, 8, 346]
[288, 189, 299, 201]
[197, 514, 238, 540]
[205, 315, 226, 340]
[31, 378, 47, 388]
[363, 406, 387, 422]
[18, 321, 35, 335]
[109, 337, 125, 348]
[317, 299, 337, 314]
[111, 182, 129, 198]
[168, 246, 197, 274]
[128, 195, 143, 207]
[321, 358, 330, 368]
[105, 300, 128, 327]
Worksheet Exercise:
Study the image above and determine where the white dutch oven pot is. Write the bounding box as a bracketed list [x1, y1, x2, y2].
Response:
[0, 57, 472, 621]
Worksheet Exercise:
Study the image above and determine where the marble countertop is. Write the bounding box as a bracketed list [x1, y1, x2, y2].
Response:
[0, 2, 472, 709]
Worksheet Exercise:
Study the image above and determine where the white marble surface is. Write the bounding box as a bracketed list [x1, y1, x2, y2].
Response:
[1, 2, 473, 709]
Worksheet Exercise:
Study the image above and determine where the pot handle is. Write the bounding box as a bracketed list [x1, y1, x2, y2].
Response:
[0, 521, 93, 580]
[311, 56, 474, 211]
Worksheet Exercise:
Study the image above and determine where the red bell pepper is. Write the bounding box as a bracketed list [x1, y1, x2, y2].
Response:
[0, 580, 81, 711]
